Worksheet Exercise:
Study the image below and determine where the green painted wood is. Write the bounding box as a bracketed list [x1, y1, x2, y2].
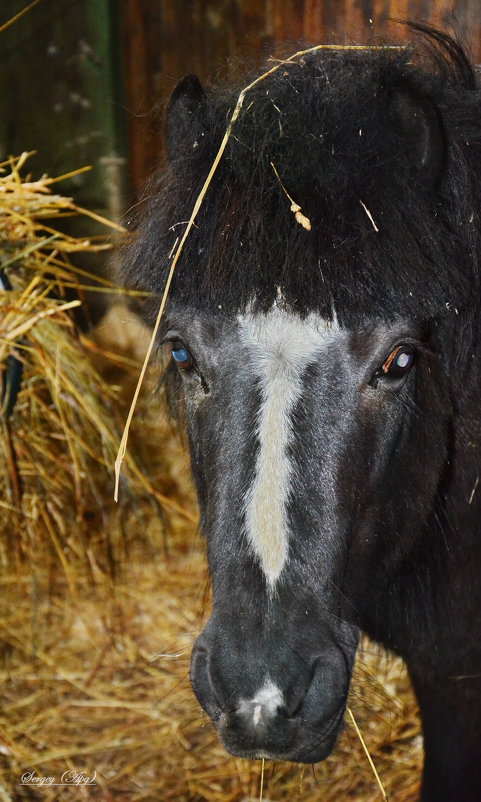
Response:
[0, 0, 127, 216]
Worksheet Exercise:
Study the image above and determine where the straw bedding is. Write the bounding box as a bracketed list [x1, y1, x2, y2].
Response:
[0, 157, 422, 800]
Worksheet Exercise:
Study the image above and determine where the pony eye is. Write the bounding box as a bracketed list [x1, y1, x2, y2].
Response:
[381, 345, 415, 377]
[171, 345, 193, 370]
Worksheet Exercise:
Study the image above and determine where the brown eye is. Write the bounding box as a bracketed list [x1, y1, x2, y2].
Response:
[171, 344, 193, 370]
[381, 345, 415, 377]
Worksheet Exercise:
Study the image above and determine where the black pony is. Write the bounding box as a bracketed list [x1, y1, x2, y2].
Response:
[122, 27, 481, 802]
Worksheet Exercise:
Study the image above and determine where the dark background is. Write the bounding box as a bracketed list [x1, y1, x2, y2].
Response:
[1, 0, 481, 217]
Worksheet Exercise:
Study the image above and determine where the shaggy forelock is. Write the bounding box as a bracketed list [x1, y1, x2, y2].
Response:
[122, 28, 481, 328]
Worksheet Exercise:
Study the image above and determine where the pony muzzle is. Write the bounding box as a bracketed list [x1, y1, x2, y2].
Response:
[190, 639, 351, 763]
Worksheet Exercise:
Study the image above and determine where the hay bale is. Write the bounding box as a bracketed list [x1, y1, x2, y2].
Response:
[0, 153, 191, 576]
[0, 154, 113, 567]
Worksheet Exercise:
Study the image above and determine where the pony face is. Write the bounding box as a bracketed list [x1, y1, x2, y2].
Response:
[162, 302, 450, 761]
[122, 28, 481, 785]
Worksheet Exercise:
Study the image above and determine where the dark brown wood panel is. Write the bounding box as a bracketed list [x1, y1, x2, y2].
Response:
[123, 0, 481, 195]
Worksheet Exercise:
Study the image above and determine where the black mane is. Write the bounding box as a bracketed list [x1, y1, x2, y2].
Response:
[122, 27, 481, 327]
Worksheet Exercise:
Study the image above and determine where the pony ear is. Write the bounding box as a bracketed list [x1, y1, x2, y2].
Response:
[389, 86, 445, 183]
[166, 74, 206, 161]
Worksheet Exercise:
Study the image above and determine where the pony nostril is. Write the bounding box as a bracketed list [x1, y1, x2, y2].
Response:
[284, 659, 321, 718]
[190, 642, 223, 722]
[286, 688, 308, 718]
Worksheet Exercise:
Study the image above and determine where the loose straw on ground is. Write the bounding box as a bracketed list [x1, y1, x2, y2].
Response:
[114, 42, 407, 499]
[347, 706, 388, 800]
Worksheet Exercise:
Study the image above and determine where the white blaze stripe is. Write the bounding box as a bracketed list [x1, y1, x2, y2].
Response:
[240, 308, 340, 588]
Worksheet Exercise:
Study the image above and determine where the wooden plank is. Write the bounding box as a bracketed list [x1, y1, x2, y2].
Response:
[123, 0, 481, 194]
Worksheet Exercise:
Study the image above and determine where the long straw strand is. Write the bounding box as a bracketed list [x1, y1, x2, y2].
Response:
[347, 706, 388, 800]
[0, 0, 43, 34]
[259, 758, 265, 802]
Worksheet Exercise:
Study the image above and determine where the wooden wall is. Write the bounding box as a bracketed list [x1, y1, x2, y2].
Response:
[2, 1, 480, 206]
[122, 0, 481, 195]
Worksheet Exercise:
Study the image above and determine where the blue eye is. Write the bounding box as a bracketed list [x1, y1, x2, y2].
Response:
[172, 345, 193, 370]
[382, 345, 415, 377]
